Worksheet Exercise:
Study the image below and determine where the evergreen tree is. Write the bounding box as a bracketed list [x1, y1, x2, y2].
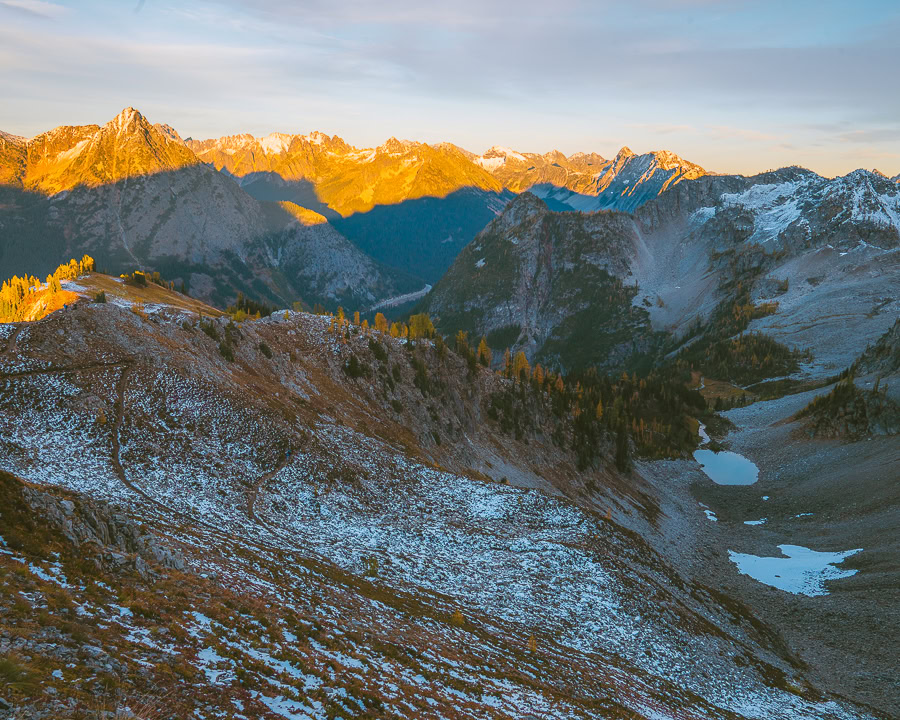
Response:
[513, 351, 531, 382]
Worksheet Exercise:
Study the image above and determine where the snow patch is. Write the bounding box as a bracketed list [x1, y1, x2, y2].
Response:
[728, 545, 862, 596]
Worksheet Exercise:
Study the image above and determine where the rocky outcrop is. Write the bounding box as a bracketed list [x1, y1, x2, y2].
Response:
[20, 483, 185, 579]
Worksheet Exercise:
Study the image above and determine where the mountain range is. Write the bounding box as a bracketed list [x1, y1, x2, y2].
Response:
[1, 106, 899, 720]
[0, 107, 709, 307]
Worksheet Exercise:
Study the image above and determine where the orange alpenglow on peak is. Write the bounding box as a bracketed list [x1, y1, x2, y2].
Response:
[7, 107, 200, 194]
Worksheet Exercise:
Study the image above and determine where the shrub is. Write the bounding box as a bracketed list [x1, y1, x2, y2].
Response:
[200, 319, 220, 342]
[94, 290, 106, 303]
[258, 341, 273, 359]
[368, 338, 388, 363]
[343, 354, 369, 379]
[219, 341, 235, 362]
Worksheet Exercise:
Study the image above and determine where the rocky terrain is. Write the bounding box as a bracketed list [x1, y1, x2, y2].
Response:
[474, 146, 705, 213]
[0, 277, 895, 719]
[2, 108, 712, 304]
[423, 167, 900, 376]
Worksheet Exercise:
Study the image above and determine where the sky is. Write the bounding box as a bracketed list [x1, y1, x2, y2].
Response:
[1, 0, 899, 177]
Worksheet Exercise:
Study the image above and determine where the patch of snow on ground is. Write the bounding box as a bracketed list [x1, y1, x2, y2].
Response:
[728, 545, 862, 597]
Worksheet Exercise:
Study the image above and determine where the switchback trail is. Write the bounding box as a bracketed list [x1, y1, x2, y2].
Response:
[0, 358, 129, 379]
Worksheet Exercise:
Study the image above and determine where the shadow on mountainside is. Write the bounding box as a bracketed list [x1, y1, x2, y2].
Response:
[0, 171, 414, 312]
[235, 172, 340, 220]
[330, 188, 515, 284]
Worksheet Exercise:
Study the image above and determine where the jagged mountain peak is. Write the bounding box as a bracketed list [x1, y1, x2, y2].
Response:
[15, 107, 199, 193]
[0, 129, 28, 146]
[108, 106, 145, 131]
[153, 122, 184, 144]
[378, 136, 417, 154]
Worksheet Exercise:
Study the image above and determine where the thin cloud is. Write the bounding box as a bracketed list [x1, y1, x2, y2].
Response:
[0, 0, 68, 18]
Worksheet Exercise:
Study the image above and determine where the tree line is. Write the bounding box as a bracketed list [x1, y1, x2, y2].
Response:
[0, 255, 95, 322]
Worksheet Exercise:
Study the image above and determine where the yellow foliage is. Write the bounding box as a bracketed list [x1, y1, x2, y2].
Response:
[0, 255, 94, 322]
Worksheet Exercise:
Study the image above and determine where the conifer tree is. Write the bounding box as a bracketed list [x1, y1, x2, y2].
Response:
[513, 351, 530, 381]
[455, 330, 469, 355]
[477, 336, 492, 366]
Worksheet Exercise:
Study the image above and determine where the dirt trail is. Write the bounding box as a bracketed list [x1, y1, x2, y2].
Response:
[0, 359, 128, 379]
[2, 354, 315, 556]
[248, 456, 289, 524]
[0, 324, 24, 361]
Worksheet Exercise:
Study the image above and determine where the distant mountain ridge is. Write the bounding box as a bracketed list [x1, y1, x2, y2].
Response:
[473, 145, 706, 213]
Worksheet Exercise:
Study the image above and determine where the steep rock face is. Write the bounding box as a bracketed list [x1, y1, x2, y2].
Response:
[425, 168, 900, 374]
[421, 193, 655, 370]
[189, 132, 512, 284]
[0, 131, 27, 186]
[22, 108, 200, 194]
[474, 146, 611, 194]
[255, 201, 416, 310]
[632, 167, 900, 372]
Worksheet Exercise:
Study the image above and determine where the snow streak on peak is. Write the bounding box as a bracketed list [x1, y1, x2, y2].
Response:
[258, 132, 292, 154]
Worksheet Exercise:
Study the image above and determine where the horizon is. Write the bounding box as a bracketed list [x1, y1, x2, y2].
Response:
[1, 0, 900, 177]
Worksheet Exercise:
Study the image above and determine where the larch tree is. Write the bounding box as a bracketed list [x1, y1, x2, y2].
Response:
[477, 336, 492, 366]
[513, 351, 530, 381]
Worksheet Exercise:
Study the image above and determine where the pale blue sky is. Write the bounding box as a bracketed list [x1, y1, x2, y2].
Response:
[1, 0, 899, 176]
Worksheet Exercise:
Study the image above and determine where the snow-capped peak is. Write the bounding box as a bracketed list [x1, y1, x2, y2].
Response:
[484, 146, 527, 162]
[258, 132, 292, 154]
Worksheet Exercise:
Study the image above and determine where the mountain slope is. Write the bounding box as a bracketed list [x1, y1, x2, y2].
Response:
[0, 290, 890, 719]
[476, 145, 706, 213]
[420, 192, 657, 370]
[21, 107, 200, 194]
[424, 168, 900, 375]
[0, 109, 409, 311]
[188, 133, 503, 217]
[189, 133, 706, 284]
